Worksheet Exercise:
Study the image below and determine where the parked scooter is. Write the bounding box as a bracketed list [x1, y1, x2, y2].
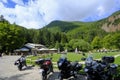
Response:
[57, 57, 82, 80]
[83, 55, 118, 80]
[35, 58, 54, 80]
[14, 55, 27, 71]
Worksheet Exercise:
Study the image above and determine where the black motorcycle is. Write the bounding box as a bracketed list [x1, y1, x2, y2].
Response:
[35, 58, 54, 80]
[83, 56, 118, 80]
[14, 56, 27, 71]
[57, 57, 82, 80]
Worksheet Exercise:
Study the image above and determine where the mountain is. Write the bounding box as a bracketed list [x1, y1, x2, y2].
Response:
[101, 11, 120, 32]
[44, 20, 80, 33]
[44, 10, 120, 33]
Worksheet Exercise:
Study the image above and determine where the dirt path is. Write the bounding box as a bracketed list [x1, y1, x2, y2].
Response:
[0, 56, 86, 80]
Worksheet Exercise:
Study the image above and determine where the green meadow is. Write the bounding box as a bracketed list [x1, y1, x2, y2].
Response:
[26, 52, 120, 64]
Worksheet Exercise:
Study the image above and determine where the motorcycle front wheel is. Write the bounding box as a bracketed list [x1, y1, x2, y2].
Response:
[42, 71, 47, 80]
[18, 64, 22, 71]
[58, 73, 63, 80]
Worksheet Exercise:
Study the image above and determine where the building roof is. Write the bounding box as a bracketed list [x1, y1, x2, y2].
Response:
[24, 43, 46, 49]
[14, 47, 29, 52]
[49, 48, 57, 50]
[39, 48, 49, 51]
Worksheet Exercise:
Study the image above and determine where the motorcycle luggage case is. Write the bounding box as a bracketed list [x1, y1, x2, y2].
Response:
[102, 56, 114, 63]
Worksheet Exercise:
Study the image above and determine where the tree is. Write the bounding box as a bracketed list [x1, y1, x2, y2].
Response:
[102, 34, 114, 49]
[0, 23, 25, 54]
[29, 29, 39, 43]
[49, 33, 55, 48]
[91, 36, 102, 49]
[42, 29, 51, 47]
[68, 39, 92, 52]
[0, 15, 9, 23]
[38, 30, 44, 44]
[54, 32, 61, 43]
[0, 15, 4, 21]
[61, 33, 68, 44]
[111, 33, 120, 49]
[74, 39, 92, 52]
[55, 41, 63, 51]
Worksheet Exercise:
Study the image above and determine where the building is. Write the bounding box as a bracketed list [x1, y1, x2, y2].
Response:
[14, 43, 57, 55]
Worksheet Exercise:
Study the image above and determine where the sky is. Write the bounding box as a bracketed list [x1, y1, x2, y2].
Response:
[0, 0, 120, 29]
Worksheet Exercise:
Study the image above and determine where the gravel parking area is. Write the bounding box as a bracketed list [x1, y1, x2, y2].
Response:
[0, 56, 86, 80]
[0, 56, 42, 80]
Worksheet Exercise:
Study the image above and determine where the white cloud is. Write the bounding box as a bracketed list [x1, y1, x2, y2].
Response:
[11, 0, 24, 5]
[97, 6, 105, 16]
[0, 0, 120, 29]
[56, 0, 100, 21]
[1, 0, 7, 3]
[0, 1, 46, 29]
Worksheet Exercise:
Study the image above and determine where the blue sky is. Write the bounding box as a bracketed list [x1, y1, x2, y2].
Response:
[0, 0, 120, 29]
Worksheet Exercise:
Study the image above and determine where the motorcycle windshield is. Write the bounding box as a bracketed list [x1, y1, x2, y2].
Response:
[85, 56, 93, 67]
[86, 56, 93, 62]
[39, 69, 44, 73]
[58, 58, 65, 66]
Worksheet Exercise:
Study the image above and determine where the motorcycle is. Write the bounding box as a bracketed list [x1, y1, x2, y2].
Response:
[14, 56, 27, 71]
[35, 58, 54, 80]
[83, 56, 118, 80]
[57, 57, 82, 80]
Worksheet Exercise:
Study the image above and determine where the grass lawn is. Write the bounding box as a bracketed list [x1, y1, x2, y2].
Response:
[52, 52, 83, 62]
[115, 56, 120, 64]
[26, 52, 120, 65]
[91, 52, 120, 59]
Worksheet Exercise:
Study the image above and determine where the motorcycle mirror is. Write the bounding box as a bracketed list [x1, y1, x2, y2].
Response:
[82, 53, 86, 56]
[81, 57, 86, 61]
[118, 65, 120, 67]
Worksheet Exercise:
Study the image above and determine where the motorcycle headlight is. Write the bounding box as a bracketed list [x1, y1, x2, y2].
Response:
[14, 61, 19, 65]
[76, 64, 82, 70]
[84, 68, 89, 72]
[58, 63, 62, 67]
[85, 61, 92, 67]
[39, 69, 44, 73]
[110, 64, 118, 69]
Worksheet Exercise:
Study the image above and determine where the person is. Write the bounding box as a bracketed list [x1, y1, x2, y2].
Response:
[0, 53, 3, 57]
[0, 53, 2, 57]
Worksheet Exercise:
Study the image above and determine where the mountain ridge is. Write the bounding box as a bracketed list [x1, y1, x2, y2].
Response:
[44, 10, 120, 33]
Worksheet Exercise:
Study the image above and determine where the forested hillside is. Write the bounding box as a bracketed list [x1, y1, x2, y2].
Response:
[0, 10, 120, 54]
[43, 10, 120, 51]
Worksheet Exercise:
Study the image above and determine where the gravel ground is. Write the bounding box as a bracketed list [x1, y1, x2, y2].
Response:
[0, 56, 86, 80]
[0, 56, 42, 80]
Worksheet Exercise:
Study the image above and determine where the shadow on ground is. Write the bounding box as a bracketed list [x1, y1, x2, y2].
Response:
[0, 73, 30, 80]
[47, 72, 86, 80]
[22, 65, 35, 71]
[48, 72, 59, 80]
